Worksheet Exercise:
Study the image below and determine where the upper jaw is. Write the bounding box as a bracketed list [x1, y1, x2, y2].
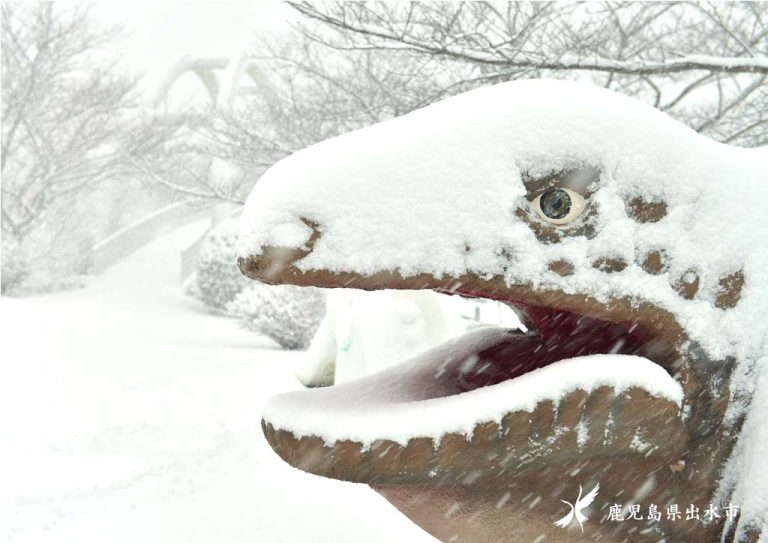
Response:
[238, 241, 684, 344]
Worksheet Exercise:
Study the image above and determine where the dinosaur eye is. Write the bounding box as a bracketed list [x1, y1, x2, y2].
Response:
[532, 188, 586, 225]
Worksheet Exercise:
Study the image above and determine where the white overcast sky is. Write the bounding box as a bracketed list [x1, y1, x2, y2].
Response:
[91, 1, 293, 98]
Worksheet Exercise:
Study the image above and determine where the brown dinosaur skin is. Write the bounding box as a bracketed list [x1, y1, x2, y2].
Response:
[239, 236, 753, 543]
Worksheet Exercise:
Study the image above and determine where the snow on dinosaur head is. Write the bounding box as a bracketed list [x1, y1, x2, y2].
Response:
[238, 79, 768, 542]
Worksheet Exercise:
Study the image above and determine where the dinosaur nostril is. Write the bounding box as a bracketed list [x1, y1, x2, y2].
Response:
[237, 218, 323, 284]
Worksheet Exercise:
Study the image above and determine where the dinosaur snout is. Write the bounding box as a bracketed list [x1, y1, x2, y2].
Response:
[238, 217, 322, 285]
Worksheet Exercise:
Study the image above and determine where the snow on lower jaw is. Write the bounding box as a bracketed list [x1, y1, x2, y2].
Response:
[262, 327, 683, 448]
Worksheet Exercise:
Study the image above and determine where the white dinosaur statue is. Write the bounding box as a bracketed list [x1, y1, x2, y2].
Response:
[296, 289, 450, 386]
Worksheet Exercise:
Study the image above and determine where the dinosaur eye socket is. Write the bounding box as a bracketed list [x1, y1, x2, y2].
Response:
[532, 188, 586, 225]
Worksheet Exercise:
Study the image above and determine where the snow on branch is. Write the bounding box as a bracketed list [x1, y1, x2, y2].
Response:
[290, 2, 768, 76]
[287, 1, 768, 147]
[477, 53, 768, 76]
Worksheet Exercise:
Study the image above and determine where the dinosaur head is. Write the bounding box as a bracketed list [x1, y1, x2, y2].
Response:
[238, 80, 767, 542]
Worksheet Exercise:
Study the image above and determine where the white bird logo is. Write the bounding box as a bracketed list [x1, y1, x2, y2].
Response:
[553, 483, 600, 531]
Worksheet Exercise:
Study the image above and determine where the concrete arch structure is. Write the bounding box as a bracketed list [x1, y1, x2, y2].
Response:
[90, 54, 276, 277]
[149, 54, 277, 109]
[146, 53, 278, 281]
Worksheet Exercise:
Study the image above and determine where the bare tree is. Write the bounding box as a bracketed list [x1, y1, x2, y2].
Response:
[125, 111, 250, 206]
[134, 2, 766, 209]
[1, 2, 137, 293]
[131, 32, 473, 204]
[289, 1, 768, 147]
[208, 35, 473, 160]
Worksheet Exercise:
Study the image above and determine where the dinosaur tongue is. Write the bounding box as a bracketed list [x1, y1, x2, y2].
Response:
[261, 316, 685, 484]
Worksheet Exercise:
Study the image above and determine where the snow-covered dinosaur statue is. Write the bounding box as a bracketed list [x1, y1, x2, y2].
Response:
[237, 79, 768, 542]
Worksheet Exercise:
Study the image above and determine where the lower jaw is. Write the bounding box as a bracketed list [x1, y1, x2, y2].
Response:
[371, 448, 731, 543]
[261, 307, 686, 484]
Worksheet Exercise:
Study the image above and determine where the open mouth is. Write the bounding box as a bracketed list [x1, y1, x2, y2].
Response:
[261, 285, 686, 485]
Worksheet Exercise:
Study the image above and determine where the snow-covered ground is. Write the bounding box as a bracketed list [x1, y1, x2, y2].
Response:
[0, 222, 435, 543]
